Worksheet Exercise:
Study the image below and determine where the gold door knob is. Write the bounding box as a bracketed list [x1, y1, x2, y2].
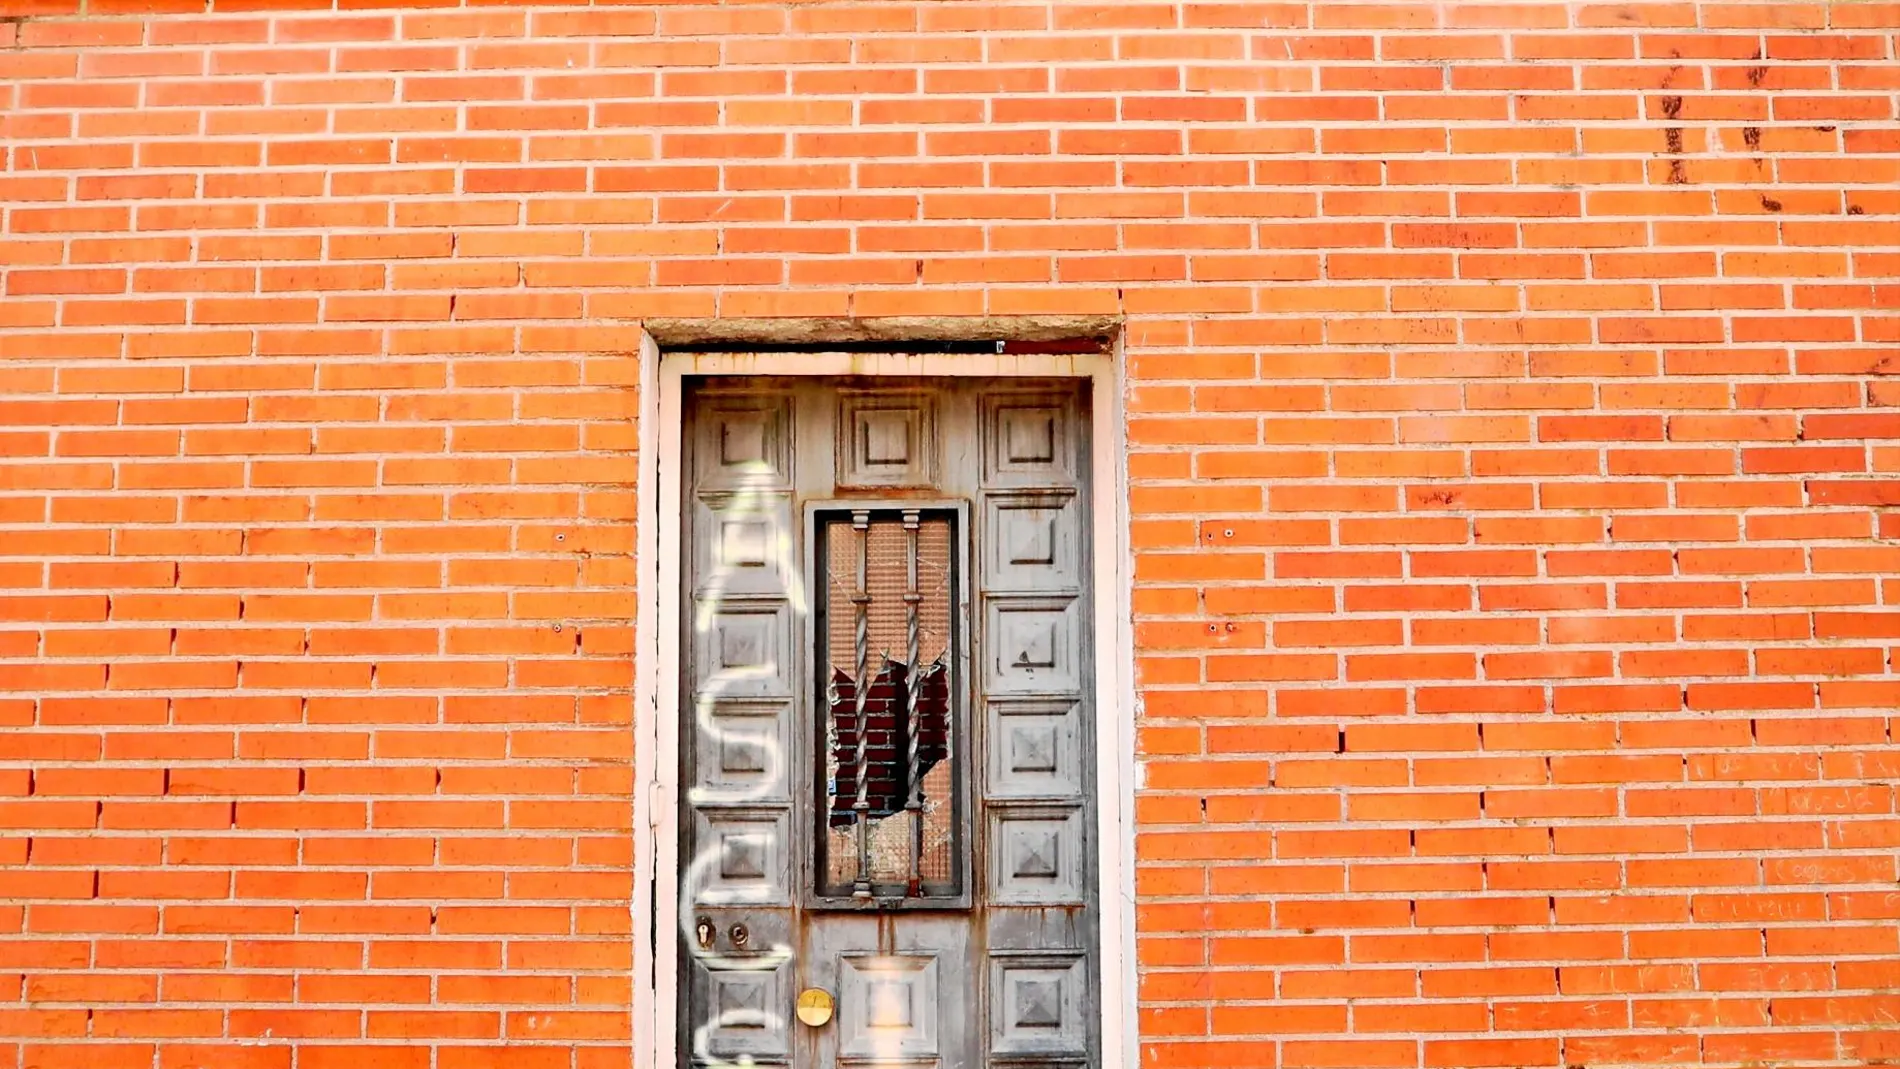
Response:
[795, 987, 835, 1027]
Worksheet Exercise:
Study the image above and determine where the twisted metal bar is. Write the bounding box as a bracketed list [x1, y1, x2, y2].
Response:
[902, 509, 924, 897]
[850, 510, 872, 899]
[938, 528, 953, 840]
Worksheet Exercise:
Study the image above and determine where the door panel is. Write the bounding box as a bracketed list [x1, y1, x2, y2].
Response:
[681, 376, 1096, 1069]
[798, 916, 972, 1068]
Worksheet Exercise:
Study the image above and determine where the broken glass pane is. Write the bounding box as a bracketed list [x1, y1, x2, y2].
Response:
[819, 512, 957, 897]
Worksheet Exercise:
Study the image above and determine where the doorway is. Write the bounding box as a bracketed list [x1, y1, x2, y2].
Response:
[674, 375, 1097, 1068]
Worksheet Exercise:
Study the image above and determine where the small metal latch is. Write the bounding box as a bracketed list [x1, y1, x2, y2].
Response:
[646, 781, 666, 830]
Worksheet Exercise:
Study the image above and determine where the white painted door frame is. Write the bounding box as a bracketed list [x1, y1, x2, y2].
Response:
[632, 339, 1136, 1069]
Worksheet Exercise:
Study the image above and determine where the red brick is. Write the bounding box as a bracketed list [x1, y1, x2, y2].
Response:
[1, 7, 1897, 1068]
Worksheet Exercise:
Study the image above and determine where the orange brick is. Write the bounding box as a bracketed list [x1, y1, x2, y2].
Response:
[2, 7, 1898, 1067]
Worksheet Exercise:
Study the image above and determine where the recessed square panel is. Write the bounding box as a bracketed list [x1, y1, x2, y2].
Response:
[691, 809, 790, 905]
[722, 519, 769, 567]
[839, 954, 939, 1059]
[722, 831, 767, 879]
[724, 421, 765, 467]
[690, 701, 790, 803]
[866, 979, 914, 1027]
[983, 392, 1078, 487]
[1004, 410, 1055, 464]
[691, 956, 790, 1061]
[985, 597, 1081, 697]
[990, 954, 1087, 1057]
[1012, 725, 1057, 773]
[694, 600, 794, 698]
[1007, 514, 1054, 565]
[863, 413, 912, 466]
[989, 806, 1085, 904]
[984, 491, 1080, 592]
[695, 395, 792, 491]
[838, 391, 937, 487]
[717, 971, 768, 1017]
[986, 701, 1083, 800]
[722, 732, 766, 774]
[693, 497, 794, 598]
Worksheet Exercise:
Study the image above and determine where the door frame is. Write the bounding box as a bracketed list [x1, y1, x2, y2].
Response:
[632, 336, 1136, 1069]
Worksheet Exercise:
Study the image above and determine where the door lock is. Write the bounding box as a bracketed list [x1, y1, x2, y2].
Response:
[728, 923, 749, 949]
[694, 917, 715, 951]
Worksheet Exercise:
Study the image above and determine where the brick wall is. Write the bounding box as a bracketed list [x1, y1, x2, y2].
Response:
[2, 3, 1899, 1067]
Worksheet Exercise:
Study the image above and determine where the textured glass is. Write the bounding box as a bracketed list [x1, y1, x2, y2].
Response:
[819, 512, 957, 897]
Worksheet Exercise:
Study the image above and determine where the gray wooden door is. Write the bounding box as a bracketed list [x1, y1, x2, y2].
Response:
[679, 376, 1097, 1069]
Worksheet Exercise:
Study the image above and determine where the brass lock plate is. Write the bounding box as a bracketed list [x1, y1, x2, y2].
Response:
[795, 987, 835, 1027]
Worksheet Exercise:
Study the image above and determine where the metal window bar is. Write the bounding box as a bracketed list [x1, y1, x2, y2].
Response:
[902, 509, 924, 897]
[850, 509, 873, 900]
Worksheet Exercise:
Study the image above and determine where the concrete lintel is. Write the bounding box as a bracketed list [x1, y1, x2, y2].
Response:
[641, 315, 1121, 348]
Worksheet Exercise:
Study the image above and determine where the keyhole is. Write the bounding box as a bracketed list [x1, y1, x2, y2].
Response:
[695, 918, 715, 950]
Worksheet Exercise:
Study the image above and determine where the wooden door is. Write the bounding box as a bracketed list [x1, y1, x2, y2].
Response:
[679, 375, 1097, 1069]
